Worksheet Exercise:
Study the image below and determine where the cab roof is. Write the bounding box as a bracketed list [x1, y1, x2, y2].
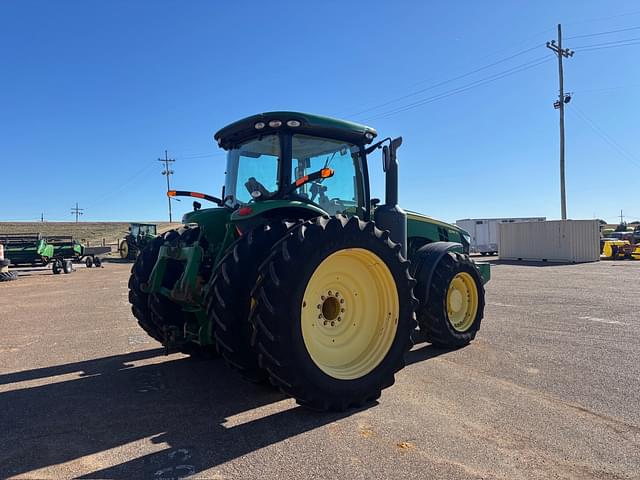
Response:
[214, 111, 377, 150]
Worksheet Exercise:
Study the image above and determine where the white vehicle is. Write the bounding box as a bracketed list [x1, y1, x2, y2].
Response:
[456, 217, 546, 255]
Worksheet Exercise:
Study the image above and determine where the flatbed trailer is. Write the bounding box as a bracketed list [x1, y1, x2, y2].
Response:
[78, 245, 111, 268]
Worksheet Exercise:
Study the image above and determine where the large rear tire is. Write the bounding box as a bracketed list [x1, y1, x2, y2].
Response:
[416, 251, 485, 348]
[120, 239, 138, 260]
[206, 223, 295, 382]
[251, 216, 417, 411]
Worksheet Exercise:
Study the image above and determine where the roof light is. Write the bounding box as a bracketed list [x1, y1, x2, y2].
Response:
[255, 122, 266, 130]
[268, 120, 282, 128]
[286, 120, 301, 127]
[238, 207, 253, 216]
[365, 132, 374, 140]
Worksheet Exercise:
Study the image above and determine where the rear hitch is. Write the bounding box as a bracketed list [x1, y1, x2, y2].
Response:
[163, 325, 180, 356]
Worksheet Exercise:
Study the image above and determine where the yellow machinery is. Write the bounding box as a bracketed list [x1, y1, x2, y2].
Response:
[602, 240, 640, 260]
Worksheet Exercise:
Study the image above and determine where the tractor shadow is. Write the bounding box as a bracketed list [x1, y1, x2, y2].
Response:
[102, 257, 135, 264]
[404, 342, 458, 366]
[9, 265, 54, 277]
[0, 349, 361, 479]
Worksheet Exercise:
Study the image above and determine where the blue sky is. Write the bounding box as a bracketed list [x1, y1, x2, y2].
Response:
[1, 0, 639, 224]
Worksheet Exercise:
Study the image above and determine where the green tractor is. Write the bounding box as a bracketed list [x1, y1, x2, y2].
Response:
[119, 223, 157, 260]
[129, 112, 490, 410]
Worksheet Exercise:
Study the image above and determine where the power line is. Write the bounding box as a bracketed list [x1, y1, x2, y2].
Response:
[568, 105, 640, 170]
[340, 22, 635, 123]
[362, 55, 553, 122]
[566, 25, 640, 39]
[575, 83, 640, 94]
[85, 161, 157, 208]
[573, 35, 640, 48]
[178, 152, 224, 160]
[579, 41, 640, 52]
[346, 43, 545, 119]
[564, 9, 640, 26]
[364, 55, 553, 122]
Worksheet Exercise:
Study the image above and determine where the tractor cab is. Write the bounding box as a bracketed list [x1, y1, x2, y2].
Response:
[215, 112, 377, 220]
[212, 111, 411, 257]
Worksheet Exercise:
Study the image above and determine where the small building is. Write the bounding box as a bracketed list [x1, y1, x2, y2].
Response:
[499, 219, 600, 263]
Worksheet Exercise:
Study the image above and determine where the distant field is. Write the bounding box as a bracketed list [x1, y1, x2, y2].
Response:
[0, 222, 182, 246]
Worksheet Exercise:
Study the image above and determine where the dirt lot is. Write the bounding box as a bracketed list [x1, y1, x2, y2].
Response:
[0, 258, 639, 479]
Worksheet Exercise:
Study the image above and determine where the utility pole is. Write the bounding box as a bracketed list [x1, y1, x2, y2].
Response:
[41, 212, 44, 223]
[158, 150, 175, 222]
[70, 202, 84, 223]
[620, 210, 624, 224]
[547, 24, 574, 220]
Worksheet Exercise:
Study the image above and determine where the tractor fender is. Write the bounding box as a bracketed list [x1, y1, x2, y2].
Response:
[411, 241, 463, 306]
[229, 200, 327, 223]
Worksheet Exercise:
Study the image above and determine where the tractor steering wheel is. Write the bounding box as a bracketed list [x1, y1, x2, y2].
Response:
[244, 177, 271, 200]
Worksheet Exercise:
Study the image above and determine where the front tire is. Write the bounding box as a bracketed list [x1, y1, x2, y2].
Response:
[416, 252, 485, 348]
[251, 216, 417, 411]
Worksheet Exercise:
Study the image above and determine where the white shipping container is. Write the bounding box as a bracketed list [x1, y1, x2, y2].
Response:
[499, 220, 600, 263]
[456, 217, 546, 254]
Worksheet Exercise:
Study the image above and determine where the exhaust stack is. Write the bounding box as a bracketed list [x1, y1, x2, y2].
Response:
[374, 137, 407, 258]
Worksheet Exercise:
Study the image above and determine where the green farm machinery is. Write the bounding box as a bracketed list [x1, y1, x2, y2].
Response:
[129, 112, 490, 410]
[0, 233, 108, 274]
[119, 223, 157, 260]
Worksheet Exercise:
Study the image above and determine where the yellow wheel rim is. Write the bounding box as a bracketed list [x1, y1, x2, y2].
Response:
[119, 241, 128, 259]
[300, 248, 399, 380]
[446, 272, 478, 332]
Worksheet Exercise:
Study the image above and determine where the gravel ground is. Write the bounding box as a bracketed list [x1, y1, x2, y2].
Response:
[0, 258, 638, 479]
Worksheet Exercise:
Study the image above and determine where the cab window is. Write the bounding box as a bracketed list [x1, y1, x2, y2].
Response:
[291, 134, 363, 215]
